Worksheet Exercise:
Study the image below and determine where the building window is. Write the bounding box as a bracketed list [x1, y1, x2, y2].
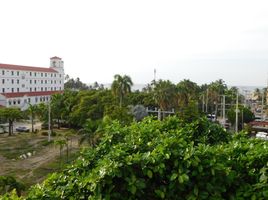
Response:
[30, 72, 32, 76]
[54, 87, 56, 91]
[11, 71, 14, 75]
[2, 88, 5, 93]
[30, 88, 32, 92]
[41, 80, 43, 84]
[17, 71, 19, 76]
[41, 73, 43, 77]
[34, 87, 37, 91]
[17, 79, 19, 84]
[11, 79, 14, 84]
[2, 79, 4, 84]
[45, 73, 47, 77]
[45, 80, 47, 84]
[2, 70, 4, 75]
[28, 98, 31, 103]
[54, 80, 56, 84]
[34, 80, 37, 84]
[35, 97, 38, 102]
[51, 80, 53, 84]
[30, 80, 32, 84]
[17, 88, 19, 92]
[22, 84, 25, 88]
[45, 87, 47, 91]
[51, 74, 53, 77]
[54, 74, 56, 77]
[40, 97, 42, 102]
[18, 99, 20, 104]
[41, 87, 43, 91]
[34, 72, 36, 76]
[13, 100, 16, 105]
[9, 101, 11, 105]
[11, 88, 14, 92]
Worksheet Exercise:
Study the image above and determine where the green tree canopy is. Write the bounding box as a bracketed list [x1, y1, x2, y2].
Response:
[0, 107, 22, 136]
[111, 74, 133, 107]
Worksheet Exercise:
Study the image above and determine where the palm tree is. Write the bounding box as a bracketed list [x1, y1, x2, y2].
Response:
[54, 139, 67, 168]
[27, 104, 38, 132]
[153, 80, 177, 111]
[177, 79, 199, 107]
[51, 94, 65, 129]
[78, 119, 103, 147]
[111, 74, 133, 107]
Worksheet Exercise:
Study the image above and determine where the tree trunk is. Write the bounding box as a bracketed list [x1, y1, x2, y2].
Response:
[8, 120, 12, 136]
[66, 142, 69, 163]
[31, 114, 34, 133]
[119, 94, 123, 108]
[58, 119, 60, 129]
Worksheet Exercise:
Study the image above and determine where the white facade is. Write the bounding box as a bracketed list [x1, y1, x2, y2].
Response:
[0, 57, 64, 110]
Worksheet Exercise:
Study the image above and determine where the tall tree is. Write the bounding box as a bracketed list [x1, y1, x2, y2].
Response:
[153, 80, 177, 111]
[0, 108, 22, 136]
[51, 93, 66, 129]
[111, 74, 133, 107]
[176, 79, 199, 107]
[26, 104, 38, 132]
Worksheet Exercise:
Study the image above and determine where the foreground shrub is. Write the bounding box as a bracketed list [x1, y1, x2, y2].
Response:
[2, 117, 268, 199]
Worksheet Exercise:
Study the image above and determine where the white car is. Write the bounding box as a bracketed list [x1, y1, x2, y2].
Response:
[256, 132, 268, 140]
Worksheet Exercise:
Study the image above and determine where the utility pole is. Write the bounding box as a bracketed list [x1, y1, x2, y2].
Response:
[48, 101, 51, 142]
[206, 89, 208, 113]
[202, 94, 205, 112]
[261, 91, 264, 121]
[154, 69, 156, 82]
[223, 95, 226, 125]
[235, 92, 239, 133]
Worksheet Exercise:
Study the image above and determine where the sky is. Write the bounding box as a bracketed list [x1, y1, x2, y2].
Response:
[1, 0, 268, 87]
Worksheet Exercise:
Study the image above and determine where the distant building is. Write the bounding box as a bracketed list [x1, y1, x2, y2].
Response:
[0, 57, 64, 110]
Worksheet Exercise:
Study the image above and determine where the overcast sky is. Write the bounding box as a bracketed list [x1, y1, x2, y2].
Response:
[1, 0, 268, 86]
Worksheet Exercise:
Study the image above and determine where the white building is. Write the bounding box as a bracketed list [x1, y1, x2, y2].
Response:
[0, 57, 64, 110]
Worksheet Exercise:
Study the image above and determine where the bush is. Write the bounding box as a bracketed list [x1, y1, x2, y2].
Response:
[3, 117, 268, 199]
[0, 176, 25, 196]
[40, 131, 56, 137]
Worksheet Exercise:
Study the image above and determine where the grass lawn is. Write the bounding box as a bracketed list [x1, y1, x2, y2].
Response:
[0, 128, 81, 193]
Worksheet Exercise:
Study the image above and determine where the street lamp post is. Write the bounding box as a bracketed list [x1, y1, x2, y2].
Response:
[48, 101, 51, 142]
[235, 92, 239, 133]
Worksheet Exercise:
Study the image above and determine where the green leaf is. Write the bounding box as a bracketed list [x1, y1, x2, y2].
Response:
[179, 175, 184, 184]
[194, 185, 198, 196]
[130, 185, 137, 195]
[198, 165, 203, 173]
[147, 170, 153, 179]
[170, 173, 178, 181]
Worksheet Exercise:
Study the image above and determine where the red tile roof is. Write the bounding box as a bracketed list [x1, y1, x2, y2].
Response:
[0, 63, 58, 73]
[1, 91, 63, 98]
[50, 56, 62, 60]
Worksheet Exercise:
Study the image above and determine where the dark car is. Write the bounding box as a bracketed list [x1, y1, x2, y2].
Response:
[16, 126, 30, 132]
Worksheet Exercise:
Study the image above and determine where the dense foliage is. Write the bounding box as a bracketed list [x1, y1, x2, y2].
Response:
[2, 117, 266, 199]
[0, 176, 25, 196]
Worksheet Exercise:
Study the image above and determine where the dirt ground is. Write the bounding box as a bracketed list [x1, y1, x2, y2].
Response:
[0, 130, 80, 188]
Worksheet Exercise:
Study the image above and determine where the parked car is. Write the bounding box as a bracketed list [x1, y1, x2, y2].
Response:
[256, 132, 268, 140]
[16, 126, 30, 133]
